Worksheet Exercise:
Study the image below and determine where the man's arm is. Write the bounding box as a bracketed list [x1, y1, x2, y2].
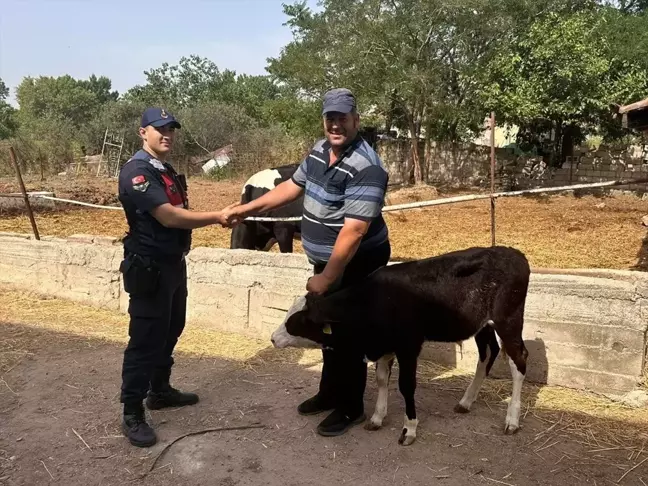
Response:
[224, 159, 308, 223]
[225, 178, 304, 220]
[319, 218, 370, 282]
[151, 203, 236, 229]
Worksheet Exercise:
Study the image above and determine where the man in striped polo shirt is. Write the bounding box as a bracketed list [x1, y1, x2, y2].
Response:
[224, 88, 391, 436]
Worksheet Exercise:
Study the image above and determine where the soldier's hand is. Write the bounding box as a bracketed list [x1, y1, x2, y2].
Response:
[218, 203, 244, 228]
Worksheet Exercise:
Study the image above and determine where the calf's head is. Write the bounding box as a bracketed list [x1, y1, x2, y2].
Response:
[271, 293, 334, 349]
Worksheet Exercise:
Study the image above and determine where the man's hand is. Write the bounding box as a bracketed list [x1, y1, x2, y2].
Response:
[315, 218, 370, 285]
[221, 179, 304, 227]
[307, 273, 336, 295]
[150, 203, 243, 230]
[218, 203, 245, 227]
[220, 203, 246, 227]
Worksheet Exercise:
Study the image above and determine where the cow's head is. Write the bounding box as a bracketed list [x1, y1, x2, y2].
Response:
[270, 293, 334, 349]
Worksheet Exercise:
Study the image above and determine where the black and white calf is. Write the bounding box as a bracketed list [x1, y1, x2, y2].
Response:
[271, 246, 531, 445]
[230, 163, 303, 253]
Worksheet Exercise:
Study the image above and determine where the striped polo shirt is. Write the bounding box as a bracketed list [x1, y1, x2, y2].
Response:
[291, 135, 389, 265]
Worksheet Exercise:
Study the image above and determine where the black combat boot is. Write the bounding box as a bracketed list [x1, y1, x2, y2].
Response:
[122, 402, 157, 447]
[146, 370, 199, 410]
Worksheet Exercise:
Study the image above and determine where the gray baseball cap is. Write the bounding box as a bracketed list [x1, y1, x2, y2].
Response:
[322, 88, 356, 115]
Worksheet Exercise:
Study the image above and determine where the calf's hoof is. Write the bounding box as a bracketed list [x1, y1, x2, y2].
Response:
[504, 423, 520, 435]
[453, 403, 470, 414]
[398, 429, 416, 446]
[364, 420, 382, 431]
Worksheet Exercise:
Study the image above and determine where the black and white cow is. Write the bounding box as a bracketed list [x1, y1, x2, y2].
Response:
[230, 163, 303, 253]
[271, 246, 531, 446]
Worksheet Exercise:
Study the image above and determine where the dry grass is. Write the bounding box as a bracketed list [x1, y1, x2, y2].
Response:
[1, 175, 647, 269]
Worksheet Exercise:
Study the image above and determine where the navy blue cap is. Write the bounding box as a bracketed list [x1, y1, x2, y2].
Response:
[322, 88, 356, 115]
[141, 107, 181, 129]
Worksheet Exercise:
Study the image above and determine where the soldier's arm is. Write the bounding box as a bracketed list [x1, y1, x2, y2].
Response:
[151, 203, 235, 229]
[123, 166, 235, 229]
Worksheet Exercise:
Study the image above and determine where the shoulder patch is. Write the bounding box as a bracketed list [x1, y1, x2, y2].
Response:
[133, 182, 150, 192]
[131, 174, 150, 192]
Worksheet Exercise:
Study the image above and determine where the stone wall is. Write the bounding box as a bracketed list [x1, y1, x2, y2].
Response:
[1, 231, 647, 395]
[377, 139, 648, 193]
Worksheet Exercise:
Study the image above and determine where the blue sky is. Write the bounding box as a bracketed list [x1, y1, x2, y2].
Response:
[0, 0, 320, 106]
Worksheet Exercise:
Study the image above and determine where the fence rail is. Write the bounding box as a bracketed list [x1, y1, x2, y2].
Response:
[2, 177, 647, 223]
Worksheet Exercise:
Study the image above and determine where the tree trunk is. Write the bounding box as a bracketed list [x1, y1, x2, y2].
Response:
[551, 120, 564, 168]
[408, 117, 423, 185]
[423, 135, 433, 183]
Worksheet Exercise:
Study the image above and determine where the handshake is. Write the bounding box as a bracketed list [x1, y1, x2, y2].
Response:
[215, 203, 248, 228]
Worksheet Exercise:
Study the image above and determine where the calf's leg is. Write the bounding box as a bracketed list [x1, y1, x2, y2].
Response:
[274, 224, 295, 253]
[365, 354, 394, 431]
[504, 338, 527, 435]
[396, 353, 419, 446]
[455, 325, 500, 413]
[495, 308, 528, 435]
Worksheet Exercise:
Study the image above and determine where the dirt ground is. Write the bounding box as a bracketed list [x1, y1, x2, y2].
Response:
[1, 289, 648, 486]
[1, 175, 648, 270]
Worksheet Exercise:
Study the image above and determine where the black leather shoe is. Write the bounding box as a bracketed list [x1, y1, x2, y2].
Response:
[146, 385, 199, 410]
[316, 409, 366, 437]
[297, 394, 335, 416]
[122, 404, 157, 447]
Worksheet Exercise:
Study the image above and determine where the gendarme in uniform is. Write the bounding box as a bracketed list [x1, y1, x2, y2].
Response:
[120, 149, 191, 258]
[117, 107, 198, 448]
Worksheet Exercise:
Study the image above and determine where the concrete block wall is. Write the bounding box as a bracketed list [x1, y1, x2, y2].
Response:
[0, 232, 122, 310]
[1, 231, 647, 395]
[421, 270, 648, 393]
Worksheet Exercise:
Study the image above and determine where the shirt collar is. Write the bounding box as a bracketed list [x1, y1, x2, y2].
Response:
[322, 133, 363, 166]
[133, 149, 167, 171]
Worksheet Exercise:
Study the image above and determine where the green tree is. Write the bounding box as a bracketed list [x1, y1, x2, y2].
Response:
[267, 0, 594, 183]
[481, 10, 648, 162]
[78, 74, 119, 104]
[0, 78, 17, 140]
[12, 74, 120, 174]
[124, 55, 221, 107]
[126, 55, 285, 123]
[16, 75, 99, 128]
[178, 101, 258, 157]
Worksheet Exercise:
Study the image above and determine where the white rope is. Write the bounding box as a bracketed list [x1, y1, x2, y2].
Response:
[36, 195, 123, 210]
[244, 216, 303, 222]
[4, 177, 648, 222]
[247, 177, 648, 221]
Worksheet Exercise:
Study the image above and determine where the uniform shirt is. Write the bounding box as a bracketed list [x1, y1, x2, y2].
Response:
[291, 135, 389, 265]
[118, 149, 191, 259]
